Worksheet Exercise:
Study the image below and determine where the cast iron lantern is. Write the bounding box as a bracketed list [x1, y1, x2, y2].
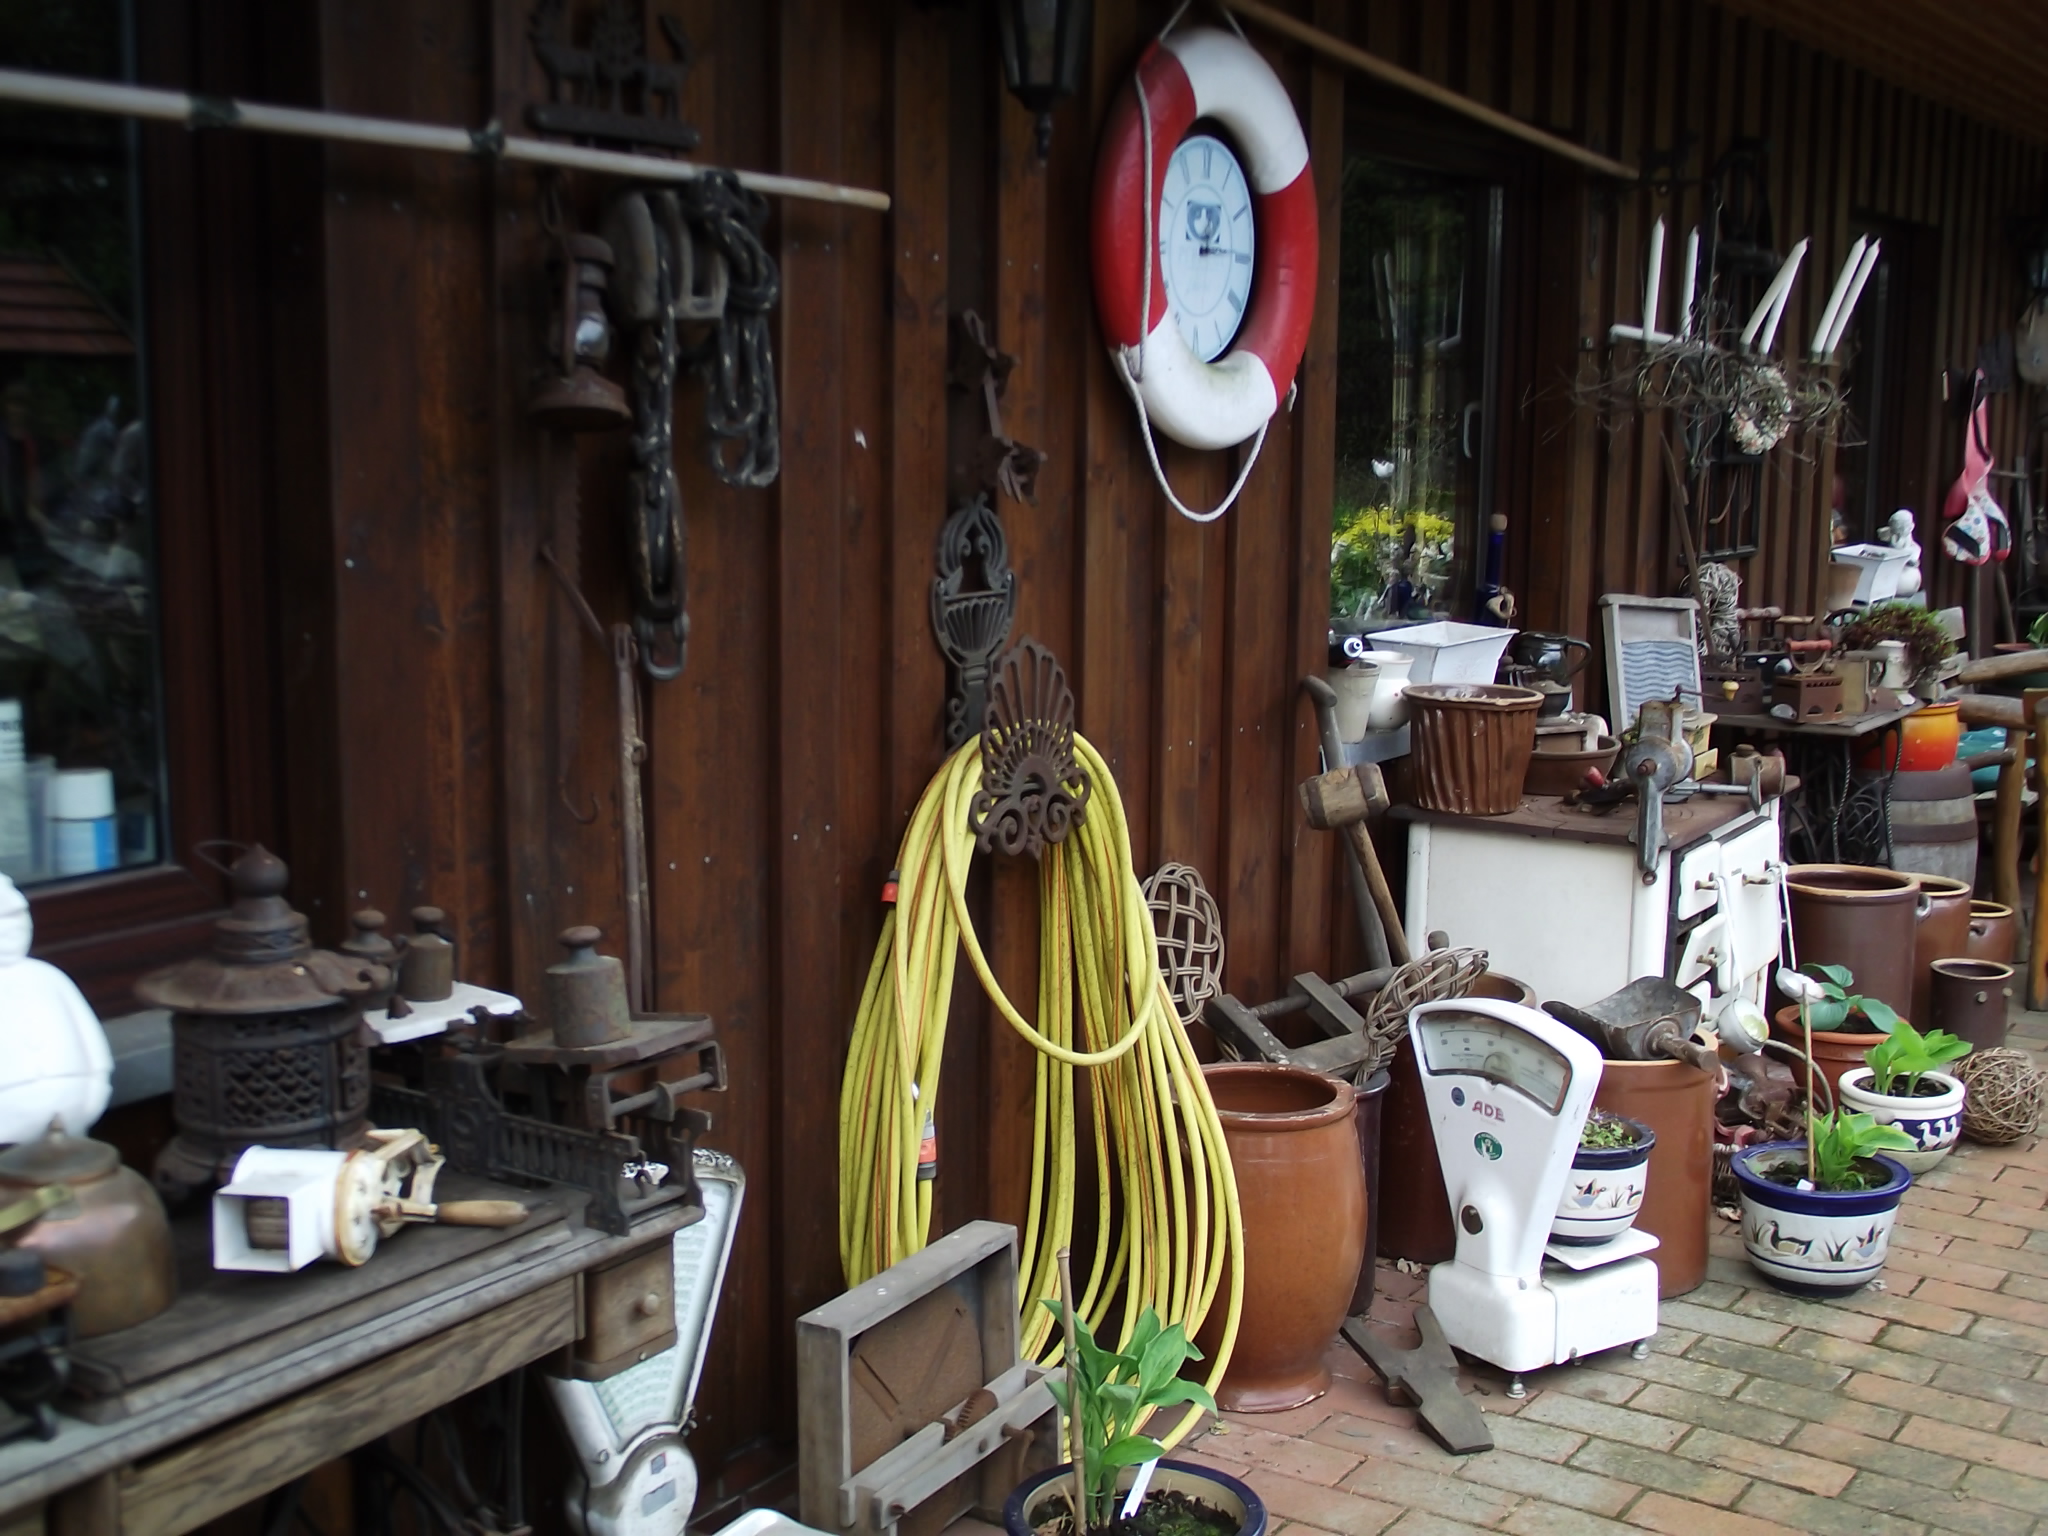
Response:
[137, 845, 385, 1202]
[998, 0, 1092, 160]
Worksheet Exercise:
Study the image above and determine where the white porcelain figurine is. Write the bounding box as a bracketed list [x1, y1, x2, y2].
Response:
[1880, 509, 1923, 598]
[0, 874, 112, 1143]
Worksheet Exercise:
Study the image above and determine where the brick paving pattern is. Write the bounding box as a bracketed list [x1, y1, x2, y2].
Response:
[1166, 1006, 2048, 1536]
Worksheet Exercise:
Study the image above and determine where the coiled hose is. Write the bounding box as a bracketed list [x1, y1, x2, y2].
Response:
[838, 736, 1243, 1446]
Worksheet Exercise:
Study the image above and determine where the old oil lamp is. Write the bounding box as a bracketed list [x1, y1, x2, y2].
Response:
[529, 232, 632, 431]
[138, 845, 387, 1202]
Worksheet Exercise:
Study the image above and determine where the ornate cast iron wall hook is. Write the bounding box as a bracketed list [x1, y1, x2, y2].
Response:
[931, 496, 1016, 749]
[528, 0, 699, 153]
[969, 639, 1091, 859]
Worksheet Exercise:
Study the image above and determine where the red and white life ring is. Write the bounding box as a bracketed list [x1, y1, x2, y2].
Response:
[1091, 26, 1316, 454]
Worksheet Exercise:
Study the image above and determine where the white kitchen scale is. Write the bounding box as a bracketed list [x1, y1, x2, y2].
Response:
[1409, 998, 1660, 1396]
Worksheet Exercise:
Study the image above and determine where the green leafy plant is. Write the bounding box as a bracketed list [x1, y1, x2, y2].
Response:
[2028, 611, 2048, 648]
[1864, 1018, 1972, 1098]
[1800, 963, 1902, 1033]
[1808, 1110, 1917, 1192]
[1842, 602, 1956, 689]
[1039, 1303, 1216, 1532]
[1580, 1112, 1641, 1150]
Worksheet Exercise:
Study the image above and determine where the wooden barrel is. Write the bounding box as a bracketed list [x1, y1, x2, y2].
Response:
[1870, 764, 1978, 887]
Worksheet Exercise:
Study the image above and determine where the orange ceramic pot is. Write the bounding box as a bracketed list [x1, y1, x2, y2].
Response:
[1771, 1005, 1882, 1111]
[1859, 701, 1961, 773]
[1200, 1064, 1364, 1412]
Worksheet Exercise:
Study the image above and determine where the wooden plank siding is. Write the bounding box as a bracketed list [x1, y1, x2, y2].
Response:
[255, 0, 2048, 1498]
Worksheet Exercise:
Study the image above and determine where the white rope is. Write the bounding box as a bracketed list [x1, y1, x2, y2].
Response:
[1124, 1, 1281, 525]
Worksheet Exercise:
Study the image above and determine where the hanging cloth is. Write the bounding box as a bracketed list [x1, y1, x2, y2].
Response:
[1941, 372, 2011, 566]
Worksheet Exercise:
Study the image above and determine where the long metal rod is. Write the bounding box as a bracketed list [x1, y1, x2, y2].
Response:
[1224, 0, 1640, 182]
[0, 66, 891, 212]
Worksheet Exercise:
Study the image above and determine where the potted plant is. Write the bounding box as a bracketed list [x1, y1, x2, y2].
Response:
[1733, 1111, 1916, 1295]
[1842, 601, 1957, 694]
[1836, 1018, 1971, 1174]
[1551, 1111, 1654, 1246]
[1770, 962, 1904, 1092]
[1003, 1300, 1263, 1536]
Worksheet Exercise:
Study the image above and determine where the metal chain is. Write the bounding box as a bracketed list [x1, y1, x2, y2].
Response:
[673, 171, 780, 488]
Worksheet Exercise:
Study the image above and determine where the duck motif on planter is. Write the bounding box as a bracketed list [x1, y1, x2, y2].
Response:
[1733, 1141, 1911, 1295]
[1551, 1115, 1654, 1246]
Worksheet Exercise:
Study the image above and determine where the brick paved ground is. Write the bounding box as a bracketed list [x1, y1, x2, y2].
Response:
[1164, 1005, 2048, 1536]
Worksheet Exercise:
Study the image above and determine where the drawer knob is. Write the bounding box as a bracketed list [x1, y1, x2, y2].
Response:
[636, 1291, 664, 1318]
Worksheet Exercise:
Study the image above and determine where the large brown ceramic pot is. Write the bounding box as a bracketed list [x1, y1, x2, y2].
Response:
[1200, 1064, 1364, 1412]
[1377, 1040, 1455, 1264]
[1930, 958, 2014, 1051]
[1375, 973, 1532, 1266]
[1785, 865, 1922, 1019]
[1966, 901, 2018, 965]
[1590, 1059, 1714, 1297]
[1911, 875, 1973, 1029]
[1350, 1068, 1390, 1317]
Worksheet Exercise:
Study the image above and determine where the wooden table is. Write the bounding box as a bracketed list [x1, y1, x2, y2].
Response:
[1704, 698, 1921, 740]
[1708, 699, 1928, 866]
[0, 1173, 699, 1536]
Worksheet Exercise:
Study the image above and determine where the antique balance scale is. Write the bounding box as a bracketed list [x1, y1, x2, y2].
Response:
[1409, 998, 1661, 1396]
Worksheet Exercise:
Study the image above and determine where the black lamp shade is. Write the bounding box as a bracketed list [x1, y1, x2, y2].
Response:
[998, 0, 1092, 155]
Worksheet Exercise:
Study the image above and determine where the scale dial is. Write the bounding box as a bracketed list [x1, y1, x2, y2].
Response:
[1417, 1009, 1574, 1113]
[1158, 132, 1256, 363]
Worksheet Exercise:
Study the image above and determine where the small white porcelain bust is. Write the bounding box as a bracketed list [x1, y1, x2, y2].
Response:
[0, 875, 112, 1144]
[1881, 508, 1924, 598]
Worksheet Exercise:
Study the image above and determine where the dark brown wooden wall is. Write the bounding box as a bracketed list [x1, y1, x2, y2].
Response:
[258, 0, 2045, 1506]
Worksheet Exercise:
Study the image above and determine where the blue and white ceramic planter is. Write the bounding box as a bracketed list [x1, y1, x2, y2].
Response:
[1552, 1117, 1655, 1246]
[1733, 1141, 1912, 1296]
[1835, 1067, 1965, 1174]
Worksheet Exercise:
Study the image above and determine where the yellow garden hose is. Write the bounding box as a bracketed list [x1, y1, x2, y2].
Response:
[838, 736, 1244, 1447]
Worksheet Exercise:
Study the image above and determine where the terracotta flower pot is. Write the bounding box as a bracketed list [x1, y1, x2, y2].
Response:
[1199, 1064, 1364, 1412]
[1910, 874, 1973, 1030]
[1966, 901, 2018, 965]
[1784, 865, 1922, 1020]
[1771, 1004, 1882, 1111]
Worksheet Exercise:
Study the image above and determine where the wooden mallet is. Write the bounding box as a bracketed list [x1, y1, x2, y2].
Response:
[1299, 763, 1410, 965]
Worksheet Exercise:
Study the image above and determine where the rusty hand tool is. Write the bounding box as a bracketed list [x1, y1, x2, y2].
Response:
[1300, 762, 1411, 966]
[1543, 978, 1720, 1075]
[1302, 676, 1392, 969]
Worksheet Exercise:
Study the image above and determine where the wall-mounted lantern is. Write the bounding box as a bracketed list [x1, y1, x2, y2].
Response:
[997, 0, 1092, 160]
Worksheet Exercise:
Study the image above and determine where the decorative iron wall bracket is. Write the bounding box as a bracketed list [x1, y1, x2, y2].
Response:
[968, 639, 1090, 859]
[931, 497, 1016, 748]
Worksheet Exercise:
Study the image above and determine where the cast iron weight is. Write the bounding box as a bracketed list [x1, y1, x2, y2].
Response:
[1341, 1307, 1494, 1455]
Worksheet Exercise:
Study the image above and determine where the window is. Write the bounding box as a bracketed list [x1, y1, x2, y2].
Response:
[1332, 158, 1503, 631]
[0, 0, 164, 888]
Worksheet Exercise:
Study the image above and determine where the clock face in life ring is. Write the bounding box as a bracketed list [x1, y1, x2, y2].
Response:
[1158, 132, 1256, 364]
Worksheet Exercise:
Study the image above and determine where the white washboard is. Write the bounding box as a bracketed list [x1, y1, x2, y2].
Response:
[1599, 594, 1702, 732]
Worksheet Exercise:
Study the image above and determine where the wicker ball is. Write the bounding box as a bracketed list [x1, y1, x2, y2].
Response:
[1954, 1048, 2047, 1145]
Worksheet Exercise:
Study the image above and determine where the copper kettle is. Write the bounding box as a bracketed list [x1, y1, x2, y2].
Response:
[0, 1125, 175, 1338]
